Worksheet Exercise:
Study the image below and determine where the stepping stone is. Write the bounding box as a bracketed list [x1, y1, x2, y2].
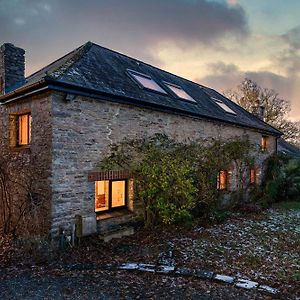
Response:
[137, 264, 156, 273]
[156, 265, 175, 274]
[258, 285, 279, 294]
[214, 274, 235, 284]
[175, 267, 195, 277]
[195, 270, 214, 280]
[119, 263, 139, 270]
[235, 279, 258, 289]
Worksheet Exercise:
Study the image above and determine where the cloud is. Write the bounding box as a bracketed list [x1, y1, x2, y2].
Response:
[0, 0, 248, 73]
[199, 61, 300, 120]
[273, 26, 300, 77]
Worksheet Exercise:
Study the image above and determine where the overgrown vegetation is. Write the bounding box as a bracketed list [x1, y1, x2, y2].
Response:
[98, 134, 257, 227]
[259, 154, 300, 206]
[0, 106, 49, 237]
[0, 149, 49, 236]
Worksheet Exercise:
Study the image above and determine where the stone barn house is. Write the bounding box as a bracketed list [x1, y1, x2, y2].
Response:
[0, 42, 281, 239]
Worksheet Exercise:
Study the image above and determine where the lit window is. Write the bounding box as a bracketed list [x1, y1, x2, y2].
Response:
[17, 113, 32, 146]
[164, 82, 195, 102]
[262, 136, 269, 152]
[95, 180, 127, 212]
[111, 181, 126, 208]
[217, 170, 228, 190]
[95, 180, 109, 212]
[250, 168, 256, 184]
[128, 71, 167, 94]
[211, 97, 236, 115]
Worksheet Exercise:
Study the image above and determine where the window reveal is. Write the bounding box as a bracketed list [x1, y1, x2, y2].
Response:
[17, 113, 32, 146]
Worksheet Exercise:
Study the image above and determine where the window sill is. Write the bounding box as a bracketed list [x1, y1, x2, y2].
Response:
[96, 209, 133, 221]
[10, 145, 31, 152]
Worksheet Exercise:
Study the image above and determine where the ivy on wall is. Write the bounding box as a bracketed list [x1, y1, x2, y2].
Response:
[98, 134, 257, 227]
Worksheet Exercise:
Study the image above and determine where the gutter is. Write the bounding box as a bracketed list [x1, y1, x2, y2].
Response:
[0, 78, 283, 137]
[47, 79, 283, 137]
[0, 79, 47, 104]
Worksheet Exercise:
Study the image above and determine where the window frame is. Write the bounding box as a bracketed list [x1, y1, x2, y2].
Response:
[95, 179, 128, 213]
[261, 135, 269, 152]
[11, 112, 32, 148]
[217, 170, 228, 191]
[211, 97, 237, 115]
[127, 69, 168, 95]
[163, 81, 196, 103]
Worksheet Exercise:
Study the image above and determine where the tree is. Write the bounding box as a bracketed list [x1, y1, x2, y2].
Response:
[226, 78, 300, 146]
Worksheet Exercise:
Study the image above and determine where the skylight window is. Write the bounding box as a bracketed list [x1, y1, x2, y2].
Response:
[164, 82, 195, 102]
[128, 70, 167, 94]
[211, 97, 236, 115]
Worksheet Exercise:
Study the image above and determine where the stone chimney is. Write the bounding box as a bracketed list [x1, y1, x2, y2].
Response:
[251, 105, 265, 121]
[0, 43, 25, 95]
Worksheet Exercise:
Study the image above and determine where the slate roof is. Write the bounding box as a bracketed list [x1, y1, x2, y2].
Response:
[4, 41, 281, 136]
[278, 138, 300, 157]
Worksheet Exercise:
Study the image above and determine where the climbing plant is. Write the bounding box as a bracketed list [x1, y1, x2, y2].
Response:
[98, 134, 257, 227]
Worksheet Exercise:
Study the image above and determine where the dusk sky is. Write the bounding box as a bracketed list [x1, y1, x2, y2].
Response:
[1, 0, 299, 120]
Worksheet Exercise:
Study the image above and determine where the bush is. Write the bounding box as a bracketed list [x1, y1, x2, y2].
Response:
[260, 155, 300, 206]
[98, 134, 257, 227]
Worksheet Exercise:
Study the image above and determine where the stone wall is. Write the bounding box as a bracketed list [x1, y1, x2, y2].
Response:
[51, 92, 277, 236]
[0, 91, 53, 235]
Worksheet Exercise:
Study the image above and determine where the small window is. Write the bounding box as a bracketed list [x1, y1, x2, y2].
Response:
[164, 82, 195, 102]
[262, 136, 269, 152]
[95, 180, 127, 212]
[211, 97, 236, 115]
[250, 168, 256, 184]
[128, 70, 167, 94]
[17, 113, 32, 146]
[217, 170, 228, 190]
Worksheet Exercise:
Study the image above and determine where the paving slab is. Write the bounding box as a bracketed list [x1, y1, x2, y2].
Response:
[214, 274, 235, 284]
[235, 279, 259, 289]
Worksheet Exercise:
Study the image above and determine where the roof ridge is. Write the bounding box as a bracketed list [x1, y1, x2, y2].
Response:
[26, 42, 92, 81]
[47, 41, 93, 80]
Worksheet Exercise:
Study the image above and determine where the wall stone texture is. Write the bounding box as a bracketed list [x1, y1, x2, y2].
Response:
[50, 92, 276, 237]
[0, 91, 52, 235]
[0, 90, 277, 238]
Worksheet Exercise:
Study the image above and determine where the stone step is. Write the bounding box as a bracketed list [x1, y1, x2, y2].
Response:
[98, 226, 134, 242]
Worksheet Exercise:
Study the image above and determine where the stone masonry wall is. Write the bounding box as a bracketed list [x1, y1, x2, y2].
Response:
[0, 91, 53, 235]
[51, 92, 276, 237]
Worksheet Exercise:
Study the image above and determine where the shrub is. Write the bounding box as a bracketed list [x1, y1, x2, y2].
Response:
[260, 155, 300, 205]
[98, 134, 257, 227]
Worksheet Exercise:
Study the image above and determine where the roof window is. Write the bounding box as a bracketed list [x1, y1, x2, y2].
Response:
[128, 70, 167, 94]
[164, 82, 195, 102]
[211, 97, 236, 115]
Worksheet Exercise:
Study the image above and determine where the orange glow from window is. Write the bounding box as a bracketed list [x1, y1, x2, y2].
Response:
[250, 168, 256, 184]
[18, 113, 31, 145]
[95, 180, 126, 212]
[217, 170, 227, 190]
[95, 180, 109, 212]
[262, 136, 268, 152]
[111, 180, 126, 208]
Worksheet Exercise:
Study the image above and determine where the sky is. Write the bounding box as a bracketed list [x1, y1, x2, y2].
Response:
[0, 0, 299, 120]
